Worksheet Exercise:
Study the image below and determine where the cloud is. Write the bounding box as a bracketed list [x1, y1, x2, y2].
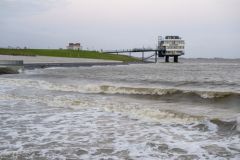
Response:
[0, 0, 69, 18]
[1, 0, 240, 58]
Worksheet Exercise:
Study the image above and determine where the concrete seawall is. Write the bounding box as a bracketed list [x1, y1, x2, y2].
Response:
[0, 60, 24, 74]
[24, 62, 126, 69]
[0, 55, 142, 74]
[0, 60, 23, 66]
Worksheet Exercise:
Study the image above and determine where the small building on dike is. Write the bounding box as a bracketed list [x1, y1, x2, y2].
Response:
[158, 36, 185, 63]
[67, 43, 81, 50]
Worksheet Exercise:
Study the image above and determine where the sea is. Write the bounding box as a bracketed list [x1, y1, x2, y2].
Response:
[0, 58, 240, 160]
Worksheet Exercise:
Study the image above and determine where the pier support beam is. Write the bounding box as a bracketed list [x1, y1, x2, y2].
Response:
[155, 51, 158, 63]
[165, 56, 169, 63]
[174, 56, 178, 63]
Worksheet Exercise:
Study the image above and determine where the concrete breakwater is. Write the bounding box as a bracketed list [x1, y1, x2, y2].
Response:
[0, 60, 24, 74]
[23, 62, 126, 69]
[0, 59, 127, 74]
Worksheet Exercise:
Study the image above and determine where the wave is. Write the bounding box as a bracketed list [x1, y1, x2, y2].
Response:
[1, 78, 240, 101]
[1, 79, 240, 132]
[174, 80, 240, 87]
[96, 85, 240, 100]
[100, 98, 240, 132]
[2, 91, 239, 133]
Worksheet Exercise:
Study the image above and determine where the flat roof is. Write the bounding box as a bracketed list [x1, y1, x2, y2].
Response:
[165, 36, 181, 39]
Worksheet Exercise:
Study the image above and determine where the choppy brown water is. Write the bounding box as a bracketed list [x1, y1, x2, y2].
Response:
[0, 59, 240, 159]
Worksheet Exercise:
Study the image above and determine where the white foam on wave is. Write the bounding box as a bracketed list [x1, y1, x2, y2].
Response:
[38, 93, 205, 124]
[1, 61, 240, 159]
[195, 91, 232, 99]
[1, 78, 239, 101]
[0, 86, 240, 159]
[0, 77, 239, 125]
[0, 77, 237, 125]
[203, 120, 218, 131]
[0, 86, 203, 125]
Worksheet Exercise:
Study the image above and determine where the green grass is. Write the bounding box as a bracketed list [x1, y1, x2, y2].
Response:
[0, 48, 140, 63]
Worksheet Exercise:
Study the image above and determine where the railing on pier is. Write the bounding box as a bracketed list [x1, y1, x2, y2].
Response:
[104, 48, 161, 54]
[103, 48, 182, 63]
[103, 48, 161, 63]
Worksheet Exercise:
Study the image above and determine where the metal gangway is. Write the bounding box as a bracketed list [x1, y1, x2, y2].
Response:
[103, 48, 162, 63]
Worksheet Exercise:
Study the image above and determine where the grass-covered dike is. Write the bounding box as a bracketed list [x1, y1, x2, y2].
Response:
[0, 48, 140, 63]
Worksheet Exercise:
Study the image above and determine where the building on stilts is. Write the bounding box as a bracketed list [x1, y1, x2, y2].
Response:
[158, 36, 185, 63]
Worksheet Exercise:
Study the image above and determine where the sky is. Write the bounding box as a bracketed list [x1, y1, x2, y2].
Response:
[0, 0, 240, 58]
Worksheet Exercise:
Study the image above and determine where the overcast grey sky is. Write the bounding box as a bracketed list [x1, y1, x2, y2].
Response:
[1, 0, 240, 58]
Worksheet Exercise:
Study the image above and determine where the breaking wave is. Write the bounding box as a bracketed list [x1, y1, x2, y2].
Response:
[97, 85, 239, 99]
[1, 78, 239, 132]
[1, 78, 240, 101]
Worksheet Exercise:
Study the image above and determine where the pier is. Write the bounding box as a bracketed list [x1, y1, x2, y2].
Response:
[104, 49, 160, 63]
[104, 36, 185, 63]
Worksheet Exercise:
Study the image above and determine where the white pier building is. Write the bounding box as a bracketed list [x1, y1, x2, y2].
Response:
[158, 36, 185, 62]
